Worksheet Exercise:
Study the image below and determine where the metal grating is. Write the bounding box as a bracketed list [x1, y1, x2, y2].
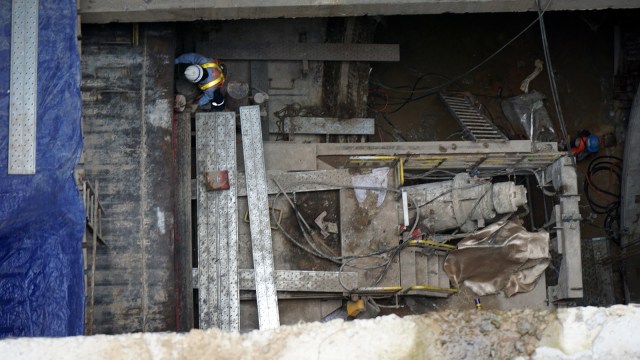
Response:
[195, 112, 240, 331]
[440, 92, 508, 142]
[239, 105, 280, 330]
[238, 270, 357, 293]
[193, 269, 358, 294]
[8, 0, 39, 174]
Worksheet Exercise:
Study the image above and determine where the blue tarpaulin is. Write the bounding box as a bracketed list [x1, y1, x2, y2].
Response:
[0, 0, 84, 337]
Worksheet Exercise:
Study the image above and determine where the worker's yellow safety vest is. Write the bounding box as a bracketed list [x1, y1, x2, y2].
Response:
[199, 62, 225, 91]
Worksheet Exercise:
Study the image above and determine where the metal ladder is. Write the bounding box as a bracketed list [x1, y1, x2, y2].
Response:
[440, 92, 508, 141]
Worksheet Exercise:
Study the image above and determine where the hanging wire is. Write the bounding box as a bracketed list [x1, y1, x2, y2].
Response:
[536, 0, 569, 142]
[368, 1, 552, 101]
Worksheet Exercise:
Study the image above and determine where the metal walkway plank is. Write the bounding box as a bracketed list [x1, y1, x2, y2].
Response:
[196, 42, 400, 62]
[195, 112, 240, 331]
[192, 269, 358, 293]
[8, 0, 39, 174]
[239, 270, 357, 293]
[239, 105, 280, 329]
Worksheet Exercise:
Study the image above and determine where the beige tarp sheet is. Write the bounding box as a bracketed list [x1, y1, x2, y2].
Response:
[444, 221, 550, 297]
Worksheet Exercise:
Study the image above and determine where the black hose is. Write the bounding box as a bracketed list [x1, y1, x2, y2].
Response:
[583, 156, 622, 245]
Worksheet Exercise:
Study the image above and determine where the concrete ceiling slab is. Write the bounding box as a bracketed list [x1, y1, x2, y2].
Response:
[80, 0, 640, 24]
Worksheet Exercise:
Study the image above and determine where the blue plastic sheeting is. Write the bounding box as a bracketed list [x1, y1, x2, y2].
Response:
[0, 0, 84, 337]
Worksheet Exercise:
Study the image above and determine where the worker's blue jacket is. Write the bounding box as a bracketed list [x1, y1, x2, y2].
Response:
[175, 53, 224, 107]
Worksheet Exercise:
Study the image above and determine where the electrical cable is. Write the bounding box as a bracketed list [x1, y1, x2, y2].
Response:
[368, 1, 552, 102]
[582, 156, 622, 245]
[536, 0, 569, 142]
[270, 180, 421, 292]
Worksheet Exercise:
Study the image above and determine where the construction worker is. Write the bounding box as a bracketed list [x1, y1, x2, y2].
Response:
[174, 53, 226, 110]
[571, 130, 600, 161]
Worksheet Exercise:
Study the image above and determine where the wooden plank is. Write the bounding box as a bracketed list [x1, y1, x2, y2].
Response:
[263, 142, 317, 171]
[269, 117, 375, 135]
[192, 169, 353, 199]
[316, 140, 558, 156]
[196, 42, 400, 62]
[175, 112, 194, 331]
[400, 248, 417, 289]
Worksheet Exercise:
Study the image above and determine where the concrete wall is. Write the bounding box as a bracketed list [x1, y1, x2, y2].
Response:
[80, 0, 640, 24]
[2, 306, 640, 359]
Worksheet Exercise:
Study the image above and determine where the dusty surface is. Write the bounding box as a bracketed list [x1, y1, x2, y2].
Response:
[3, 306, 640, 359]
[340, 169, 401, 287]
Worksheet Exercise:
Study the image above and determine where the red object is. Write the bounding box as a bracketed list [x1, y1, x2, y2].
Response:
[572, 136, 587, 156]
[205, 170, 230, 191]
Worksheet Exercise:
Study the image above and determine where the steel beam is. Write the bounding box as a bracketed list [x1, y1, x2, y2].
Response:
[239, 105, 280, 330]
[80, 1, 640, 24]
[8, 0, 39, 174]
[195, 112, 240, 331]
[545, 156, 583, 301]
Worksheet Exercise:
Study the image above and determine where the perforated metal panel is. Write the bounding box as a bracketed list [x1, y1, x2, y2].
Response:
[8, 0, 39, 174]
[239, 105, 280, 330]
[195, 112, 240, 331]
[239, 270, 357, 293]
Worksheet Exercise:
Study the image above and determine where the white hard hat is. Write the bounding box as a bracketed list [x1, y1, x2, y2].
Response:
[184, 65, 204, 83]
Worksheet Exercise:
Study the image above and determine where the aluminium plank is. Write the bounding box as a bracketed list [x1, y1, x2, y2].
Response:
[239, 105, 280, 330]
[239, 270, 357, 293]
[8, 0, 39, 174]
[192, 269, 357, 294]
[195, 112, 240, 331]
[196, 42, 400, 62]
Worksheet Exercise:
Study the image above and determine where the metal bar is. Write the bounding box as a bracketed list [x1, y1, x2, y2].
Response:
[196, 42, 400, 62]
[545, 157, 583, 301]
[239, 105, 280, 329]
[88, 181, 98, 335]
[402, 191, 409, 227]
[269, 117, 375, 135]
[8, 0, 39, 174]
[196, 112, 240, 331]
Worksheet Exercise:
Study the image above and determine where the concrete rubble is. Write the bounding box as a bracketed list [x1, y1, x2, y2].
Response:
[2, 305, 639, 359]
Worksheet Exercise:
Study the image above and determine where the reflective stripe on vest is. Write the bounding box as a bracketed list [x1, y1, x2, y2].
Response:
[199, 62, 224, 91]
